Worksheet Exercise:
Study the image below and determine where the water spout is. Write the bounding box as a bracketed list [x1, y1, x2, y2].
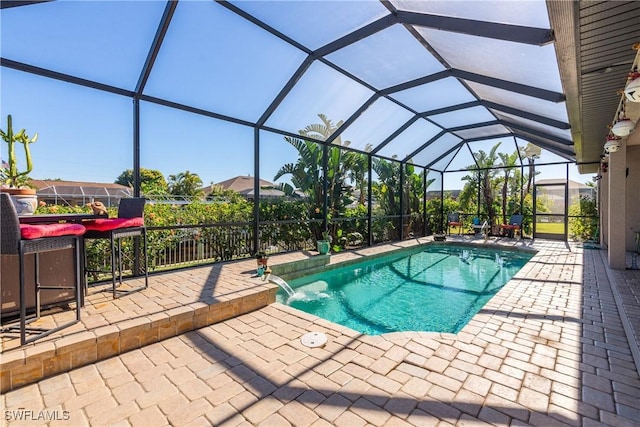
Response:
[268, 274, 295, 297]
[459, 249, 471, 263]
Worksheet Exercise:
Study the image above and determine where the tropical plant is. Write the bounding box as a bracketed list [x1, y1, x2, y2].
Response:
[403, 164, 423, 214]
[460, 142, 501, 227]
[426, 192, 460, 234]
[274, 113, 356, 240]
[336, 204, 367, 248]
[372, 157, 401, 216]
[497, 150, 520, 224]
[168, 170, 204, 197]
[0, 114, 38, 188]
[348, 144, 371, 205]
[404, 165, 432, 236]
[259, 198, 312, 251]
[115, 168, 169, 195]
[370, 158, 427, 239]
[569, 193, 598, 241]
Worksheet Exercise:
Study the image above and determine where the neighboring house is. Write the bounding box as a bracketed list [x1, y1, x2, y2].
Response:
[426, 189, 461, 200]
[201, 175, 288, 200]
[535, 179, 595, 212]
[29, 179, 133, 207]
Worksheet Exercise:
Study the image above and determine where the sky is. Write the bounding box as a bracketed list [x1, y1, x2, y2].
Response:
[0, 1, 594, 193]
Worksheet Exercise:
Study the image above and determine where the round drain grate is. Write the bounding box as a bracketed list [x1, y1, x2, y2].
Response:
[301, 332, 327, 348]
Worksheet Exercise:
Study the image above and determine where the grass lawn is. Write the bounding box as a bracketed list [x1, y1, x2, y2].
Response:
[446, 222, 566, 236]
[535, 222, 565, 234]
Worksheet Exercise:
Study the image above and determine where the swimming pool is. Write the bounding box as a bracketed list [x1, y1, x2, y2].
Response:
[276, 243, 534, 335]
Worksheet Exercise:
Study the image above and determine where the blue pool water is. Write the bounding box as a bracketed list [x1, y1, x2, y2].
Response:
[276, 243, 534, 335]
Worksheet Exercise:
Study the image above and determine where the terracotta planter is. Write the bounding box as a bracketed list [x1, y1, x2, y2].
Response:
[1, 188, 37, 215]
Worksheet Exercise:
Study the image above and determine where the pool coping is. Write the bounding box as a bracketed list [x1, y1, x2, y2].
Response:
[273, 239, 537, 282]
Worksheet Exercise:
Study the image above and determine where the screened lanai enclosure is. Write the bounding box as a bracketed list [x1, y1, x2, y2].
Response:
[3, 1, 639, 271]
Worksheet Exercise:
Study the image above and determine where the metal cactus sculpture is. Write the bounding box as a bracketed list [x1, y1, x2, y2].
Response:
[1, 114, 38, 188]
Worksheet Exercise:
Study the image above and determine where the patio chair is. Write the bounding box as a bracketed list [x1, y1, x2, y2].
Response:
[447, 213, 463, 235]
[0, 193, 85, 345]
[500, 214, 524, 239]
[83, 197, 148, 298]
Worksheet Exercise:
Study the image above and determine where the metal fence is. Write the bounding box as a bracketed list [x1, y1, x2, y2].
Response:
[84, 214, 430, 283]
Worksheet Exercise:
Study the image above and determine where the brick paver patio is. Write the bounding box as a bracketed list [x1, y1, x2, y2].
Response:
[2, 238, 640, 426]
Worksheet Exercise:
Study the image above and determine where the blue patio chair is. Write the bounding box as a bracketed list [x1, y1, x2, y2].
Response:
[500, 214, 524, 239]
[447, 213, 462, 235]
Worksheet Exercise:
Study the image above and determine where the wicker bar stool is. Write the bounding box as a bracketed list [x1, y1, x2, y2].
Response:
[83, 197, 148, 298]
[0, 193, 85, 345]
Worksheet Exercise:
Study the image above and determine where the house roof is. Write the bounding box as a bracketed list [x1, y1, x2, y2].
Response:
[240, 188, 285, 199]
[535, 178, 593, 189]
[202, 176, 275, 195]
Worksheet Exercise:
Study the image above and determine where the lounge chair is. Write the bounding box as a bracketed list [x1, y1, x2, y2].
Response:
[500, 214, 524, 239]
[447, 213, 463, 235]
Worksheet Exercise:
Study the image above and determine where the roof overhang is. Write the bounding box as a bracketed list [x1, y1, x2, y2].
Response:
[549, 0, 640, 173]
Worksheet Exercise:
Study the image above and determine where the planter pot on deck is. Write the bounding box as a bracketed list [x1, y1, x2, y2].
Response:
[317, 240, 330, 255]
[1, 187, 37, 215]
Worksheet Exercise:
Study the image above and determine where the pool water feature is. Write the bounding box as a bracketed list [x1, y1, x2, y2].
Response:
[276, 243, 534, 335]
[268, 274, 296, 297]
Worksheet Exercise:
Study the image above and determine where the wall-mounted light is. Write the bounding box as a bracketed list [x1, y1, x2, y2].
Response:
[611, 118, 635, 137]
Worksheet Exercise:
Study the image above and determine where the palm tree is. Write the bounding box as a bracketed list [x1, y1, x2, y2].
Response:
[348, 144, 372, 206]
[461, 142, 501, 227]
[520, 143, 541, 196]
[372, 157, 401, 216]
[168, 170, 204, 198]
[498, 151, 519, 224]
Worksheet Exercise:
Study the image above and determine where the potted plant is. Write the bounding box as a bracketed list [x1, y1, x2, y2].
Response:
[1, 114, 38, 215]
[317, 231, 331, 255]
[255, 251, 269, 267]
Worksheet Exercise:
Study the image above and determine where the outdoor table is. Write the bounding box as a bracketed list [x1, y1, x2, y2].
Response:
[18, 213, 106, 224]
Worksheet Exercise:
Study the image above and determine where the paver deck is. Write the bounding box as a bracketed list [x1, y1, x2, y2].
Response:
[2, 237, 640, 426]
